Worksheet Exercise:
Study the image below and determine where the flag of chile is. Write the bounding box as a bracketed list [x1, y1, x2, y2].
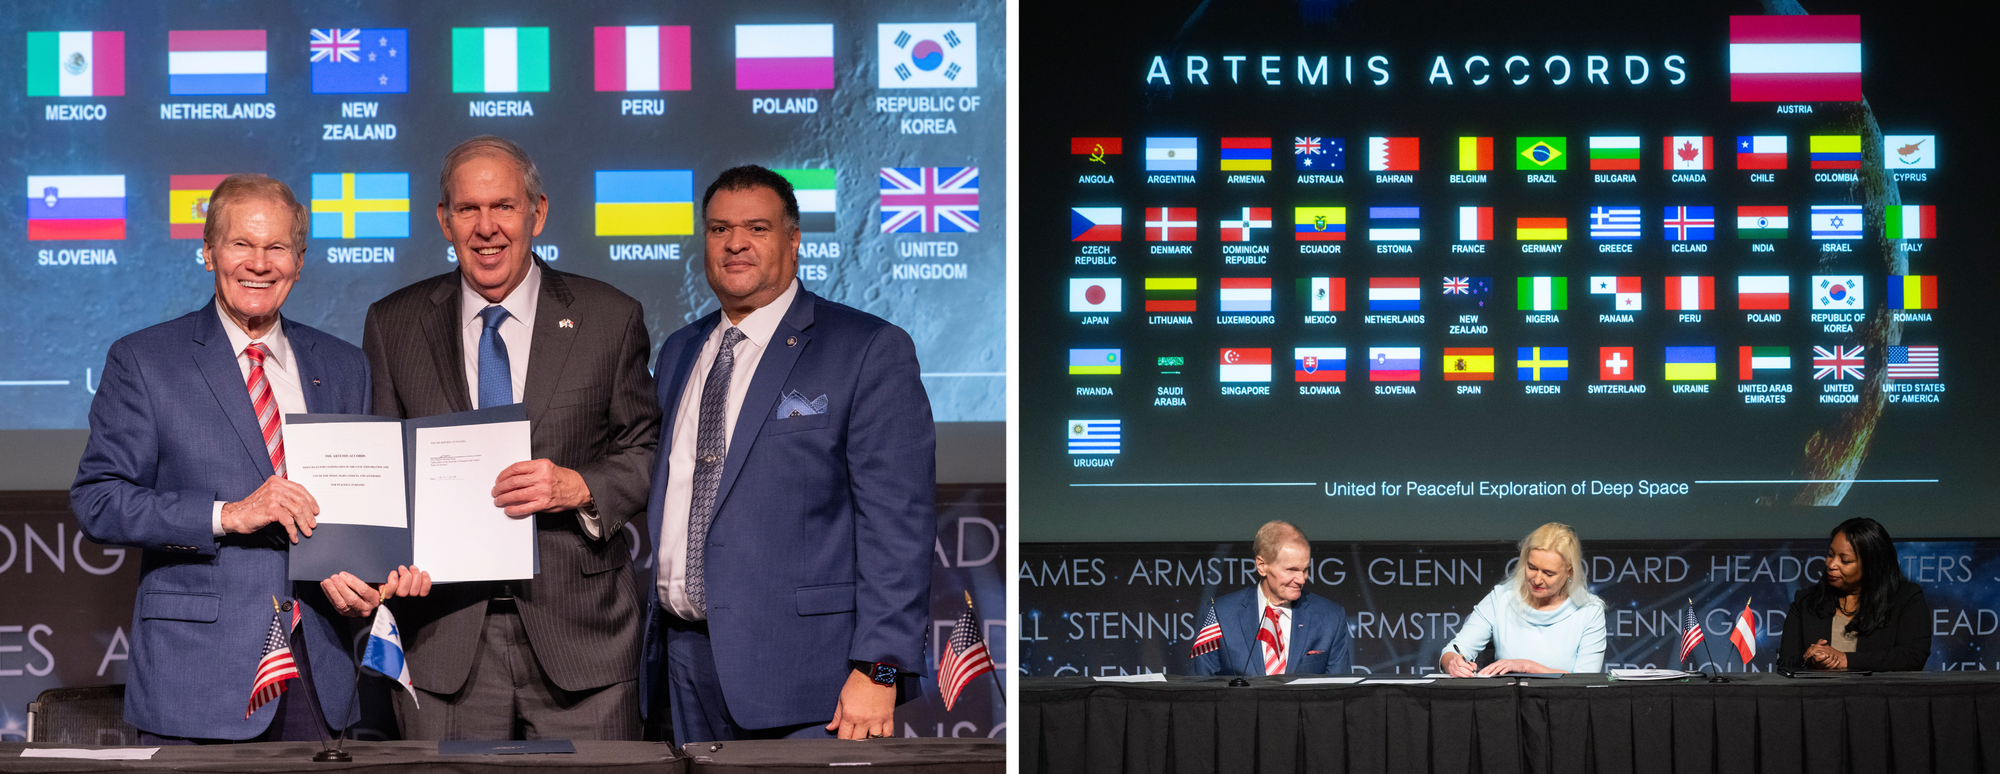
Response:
[1729, 16, 1861, 102]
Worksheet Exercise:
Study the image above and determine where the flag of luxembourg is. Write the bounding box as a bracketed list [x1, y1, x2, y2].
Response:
[594, 26, 691, 92]
[168, 30, 266, 95]
[1218, 278, 1272, 312]
[362, 606, 419, 706]
[736, 24, 834, 90]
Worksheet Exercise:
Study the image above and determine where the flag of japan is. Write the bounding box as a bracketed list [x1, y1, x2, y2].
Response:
[1729, 16, 1861, 102]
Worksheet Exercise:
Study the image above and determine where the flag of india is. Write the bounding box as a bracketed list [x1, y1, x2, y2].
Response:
[452, 27, 550, 93]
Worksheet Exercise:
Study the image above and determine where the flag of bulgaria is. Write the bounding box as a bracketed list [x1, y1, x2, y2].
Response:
[452, 27, 550, 93]
[774, 169, 837, 232]
[26, 31, 125, 97]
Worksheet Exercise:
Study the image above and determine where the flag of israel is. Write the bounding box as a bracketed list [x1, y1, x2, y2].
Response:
[362, 606, 419, 706]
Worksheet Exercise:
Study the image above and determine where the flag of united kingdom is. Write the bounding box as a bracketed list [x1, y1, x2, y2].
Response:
[879, 166, 979, 233]
[309, 29, 361, 63]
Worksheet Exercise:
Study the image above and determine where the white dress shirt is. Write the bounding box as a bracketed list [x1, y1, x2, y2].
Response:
[211, 300, 306, 536]
[457, 261, 540, 406]
[657, 279, 799, 620]
[1260, 595, 1294, 674]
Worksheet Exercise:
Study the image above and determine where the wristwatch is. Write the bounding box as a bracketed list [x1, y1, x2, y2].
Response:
[853, 660, 901, 687]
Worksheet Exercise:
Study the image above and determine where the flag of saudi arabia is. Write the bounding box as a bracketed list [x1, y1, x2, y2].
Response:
[452, 27, 549, 93]
[1517, 276, 1568, 311]
[774, 169, 836, 232]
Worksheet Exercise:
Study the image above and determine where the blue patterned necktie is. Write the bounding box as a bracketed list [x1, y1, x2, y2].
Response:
[685, 326, 746, 615]
[477, 305, 513, 408]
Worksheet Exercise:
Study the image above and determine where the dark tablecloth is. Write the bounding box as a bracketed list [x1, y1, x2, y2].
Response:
[0, 740, 683, 773]
[680, 737, 1005, 773]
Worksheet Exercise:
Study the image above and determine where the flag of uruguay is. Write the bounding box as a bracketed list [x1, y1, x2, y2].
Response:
[362, 606, 419, 705]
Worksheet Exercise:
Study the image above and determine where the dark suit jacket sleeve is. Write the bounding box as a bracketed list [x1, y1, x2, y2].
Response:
[360, 302, 404, 420]
[572, 300, 658, 539]
[844, 323, 937, 674]
[1847, 583, 1933, 672]
[1777, 591, 1809, 669]
[1324, 606, 1353, 674]
[71, 339, 219, 555]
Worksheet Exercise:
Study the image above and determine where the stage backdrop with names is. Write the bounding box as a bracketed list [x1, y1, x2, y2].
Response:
[1020, 539, 2000, 677]
[0, 486, 1006, 741]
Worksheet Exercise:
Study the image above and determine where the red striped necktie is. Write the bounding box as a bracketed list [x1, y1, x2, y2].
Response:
[244, 343, 286, 478]
[1259, 605, 1285, 675]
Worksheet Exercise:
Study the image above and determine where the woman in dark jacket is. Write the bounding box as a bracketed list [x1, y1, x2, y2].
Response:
[1778, 518, 1932, 671]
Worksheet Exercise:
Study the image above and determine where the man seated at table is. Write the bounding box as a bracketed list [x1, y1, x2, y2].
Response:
[1189, 520, 1352, 676]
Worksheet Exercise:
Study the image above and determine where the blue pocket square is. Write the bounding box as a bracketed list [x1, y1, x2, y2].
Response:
[775, 390, 829, 418]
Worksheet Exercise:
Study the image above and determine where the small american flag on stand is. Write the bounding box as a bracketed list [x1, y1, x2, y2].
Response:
[245, 597, 301, 719]
[1189, 601, 1223, 658]
[1678, 601, 1705, 664]
[938, 592, 995, 712]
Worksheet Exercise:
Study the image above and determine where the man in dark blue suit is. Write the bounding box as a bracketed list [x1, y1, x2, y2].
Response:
[1190, 521, 1353, 676]
[72, 175, 420, 742]
[642, 166, 936, 743]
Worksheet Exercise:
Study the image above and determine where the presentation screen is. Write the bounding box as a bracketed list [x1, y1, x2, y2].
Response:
[1021, 0, 1997, 540]
[2, 0, 1003, 429]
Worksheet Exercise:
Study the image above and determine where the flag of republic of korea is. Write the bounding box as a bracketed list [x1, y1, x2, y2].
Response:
[878, 23, 977, 88]
[736, 24, 834, 90]
[594, 26, 690, 91]
[26, 31, 125, 97]
[1219, 348, 1272, 382]
[1665, 276, 1715, 310]
[1729, 15, 1861, 102]
[452, 27, 550, 93]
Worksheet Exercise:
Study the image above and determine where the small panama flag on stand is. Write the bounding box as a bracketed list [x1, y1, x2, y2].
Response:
[938, 592, 996, 712]
[1730, 599, 1758, 663]
[363, 605, 419, 706]
[1190, 600, 1223, 658]
[246, 597, 301, 719]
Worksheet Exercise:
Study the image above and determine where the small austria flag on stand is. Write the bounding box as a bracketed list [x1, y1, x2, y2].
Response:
[1729, 600, 1758, 663]
[362, 606, 419, 706]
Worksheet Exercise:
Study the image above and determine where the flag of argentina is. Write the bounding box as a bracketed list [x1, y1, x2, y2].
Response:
[1145, 137, 1197, 171]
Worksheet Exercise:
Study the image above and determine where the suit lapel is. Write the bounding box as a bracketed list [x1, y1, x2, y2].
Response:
[193, 303, 275, 479]
[1286, 597, 1308, 673]
[1225, 591, 1262, 676]
[286, 322, 334, 413]
[421, 275, 472, 413]
[710, 290, 816, 515]
[661, 313, 720, 441]
[521, 265, 577, 422]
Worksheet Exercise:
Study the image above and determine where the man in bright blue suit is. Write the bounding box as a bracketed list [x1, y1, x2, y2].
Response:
[1190, 521, 1353, 677]
[641, 166, 936, 743]
[72, 175, 420, 742]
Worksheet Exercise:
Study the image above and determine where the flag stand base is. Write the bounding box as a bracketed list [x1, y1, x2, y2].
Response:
[1706, 675, 1731, 683]
[1228, 677, 1250, 687]
[312, 749, 352, 762]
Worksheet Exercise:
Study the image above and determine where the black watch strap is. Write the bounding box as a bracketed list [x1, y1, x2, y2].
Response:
[853, 660, 900, 686]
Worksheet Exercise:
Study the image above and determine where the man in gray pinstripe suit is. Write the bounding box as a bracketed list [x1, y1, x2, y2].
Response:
[362, 136, 660, 740]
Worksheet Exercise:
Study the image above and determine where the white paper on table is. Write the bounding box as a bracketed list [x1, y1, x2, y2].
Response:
[282, 422, 408, 528]
[1286, 677, 1366, 685]
[1361, 678, 1435, 684]
[1092, 673, 1168, 683]
[1609, 668, 1700, 681]
[412, 420, 534, 582]
[20, 748, 160, 760]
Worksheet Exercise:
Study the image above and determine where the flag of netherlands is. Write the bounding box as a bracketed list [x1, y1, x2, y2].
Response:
[26, 175, 126, 240]
[1368, 347, 1421, 381]
[1458, 207, 1493, 241]
[1739, 346, 1792, 380]
[1737, 275, 1790, 310]
[1588, 207, 1641, 240]
[1144, 277, 1197, 312]
[1589, 276, 1642, 311]
[1812, 275, 1864, 310]
[1809, 135, 1862, 169]
[1730, 15, 1861, 102]
[1663, 206, 1716, 240]
[1068, 279, 1121, 313]
[1294, 208, 1345, 241]
[1299, 277, 1345, 313]
[880, 167, 978, 233]
[1588, 136, 1641, 170]
[1219, 138, 1273, 171]
[1664, 346, 1718, 381]
[1369, 137, 1419, 171]
[168, 30, 266, 95]
[1736, 206, 1789, 239]
[1294, 347, 1347, 382]
[1368, 277, 1420, 311]
[1218, 278, 1272, 312]
[452, 27, 550, 93]
[1069, 349, 1121, 376]
[594, 26, 691, 92]
[1736, 136, 1788, 169]
[878, 23, 977, 89]
[1146, 137, 1198, 171]
[1664, 136, 1712, 170]
[1219, 348, 1272, 382]
[735, 24, 833, 90]
[1886, 346, 1940, 379]
[1810, 205, 1863, 240]
[26, 31, 125, 97]
[1516, 347, 1570, 382]
[1067, 420, 1120, 454]
[1144, 207, 1197, 241]
[1600, 347, 1636, 381]
[1368, 207, 1420, 241]
[1813, 345, 1865, 381]
[169, 174, 231, 239]
[773, 169, 837, 232]
[1885, 205, 1936, 239]
[1516, 217, 1567, 241]
[1069, 208, 1121, 241]
[1888, 275, 1937, 310]
[1440, 348, 1494, 381]
[1220, 207, 1272, 242]
[1665, 276, 1716, 311]
[1458, 137, 1493, 171]
[1884, 135, 1935, 169]
[594, 170, 694, 236]
[1517, 277, 1567, 311]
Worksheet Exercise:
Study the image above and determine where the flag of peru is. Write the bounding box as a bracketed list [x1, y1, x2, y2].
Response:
[1665, 276, 1715, 310]
[1729, 16, 1861, 102]
[595, 26, 691, 91]
[735, 24, 833, 90]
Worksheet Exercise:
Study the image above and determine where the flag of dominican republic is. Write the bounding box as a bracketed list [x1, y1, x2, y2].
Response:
[1069, 208, 1121, 241]
[1588, 207, 1641, 240]
[310, 173, 409, 239]
[169, 174, 231, 239]
[774, 169, 836, 232]
[879, 167, 978, 233]
[1517, 277, 1567, 311]
[310, 29, 408, 95]
[26, 31, 124, 97]
[1663, 206, 1715, 240]
[1885, 205, 1936, 239]
[1809, 135, 1861, 169]
[169, 30, 266, 95]
[1740, 346, 1792, 380]
[1368, 137, 1419, 171]
[736, 25, 833, 90]
[1737, 275, 1790, 310]
[1664, 136, 1712, 170]
[1220, 138, 1273, 171]
[1368, 347, 1421, 381]
[1441, 348, 1494, 381]
[1294, 207, 1345, 241]
[1665, 347, 1718, 381]
[1367, 207, 1420, 241]
[452, 27, 550, 93]
[1218, 278, 1272, 313]
[1219, 207, 1272, 241]
[1736, 136, 1788, 169]
[1368, 277, 1420, 311]
[1588, 137, 1640, 170]
[1219, 348, 1272, 382]
[1810, 205, 1862, 240]
[1295, 348, 1347, 382]
[1665, 276, 1715, 310]
[27, 175, 126, 240]
[1458, 207, 1493, 240]
[879, 23, 976, 88]
[595, 170, 694, 236]
[1299, 277, 1345, 312]
[1812, 275, 1864, 310]
[1729, 15, 1861, 102]
[1736, 206, 1788, 239]
[1888, 275, 1938, 310]
[594, 26, 691, 91]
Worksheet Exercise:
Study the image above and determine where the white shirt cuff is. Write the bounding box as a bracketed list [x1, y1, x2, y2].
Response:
[577, 502, 602, 539]
[212, 501, 227, 537]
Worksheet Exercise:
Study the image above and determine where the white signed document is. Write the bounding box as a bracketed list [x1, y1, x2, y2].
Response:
[283, 421, 408, 529]
[412, 419, 535, 582]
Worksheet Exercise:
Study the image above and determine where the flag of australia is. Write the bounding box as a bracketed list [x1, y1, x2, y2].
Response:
[1296, 137, 1345, 171]
[311, 28, 408, 94]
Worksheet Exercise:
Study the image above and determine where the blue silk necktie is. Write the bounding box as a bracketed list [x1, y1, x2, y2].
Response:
[477, 305, 513, 408]
[685, 326, 747, 615]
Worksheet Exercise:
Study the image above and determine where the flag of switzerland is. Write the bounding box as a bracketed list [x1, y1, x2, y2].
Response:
[1600, 347, 1636, 381]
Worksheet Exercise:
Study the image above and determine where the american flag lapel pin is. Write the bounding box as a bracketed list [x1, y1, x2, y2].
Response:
[559, 318, 574, 329]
